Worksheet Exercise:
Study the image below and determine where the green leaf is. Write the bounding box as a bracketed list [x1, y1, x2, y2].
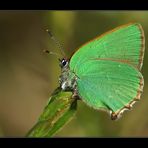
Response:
[26, 87, 77, 137]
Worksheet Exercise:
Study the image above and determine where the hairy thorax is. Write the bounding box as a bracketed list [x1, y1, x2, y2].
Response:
[59, 64, 77, 91]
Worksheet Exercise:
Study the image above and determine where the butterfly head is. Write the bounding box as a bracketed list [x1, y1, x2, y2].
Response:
[59, 58, 69, 68]
[58, 57, 77, 91]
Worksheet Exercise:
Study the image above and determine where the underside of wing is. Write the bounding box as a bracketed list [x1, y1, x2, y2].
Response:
[76, 60, 144, 120]
[70, 23, 145, 73]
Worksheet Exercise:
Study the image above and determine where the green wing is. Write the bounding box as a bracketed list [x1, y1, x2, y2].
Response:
[76, 60, 144, 119]
[69, 23, 145, 119]
[70, 23, 145, 72]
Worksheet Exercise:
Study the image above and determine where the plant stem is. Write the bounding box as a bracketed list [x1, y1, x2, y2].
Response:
[26, 87, 77, 137]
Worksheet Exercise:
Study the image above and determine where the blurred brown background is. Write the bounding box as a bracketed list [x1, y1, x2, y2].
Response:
[0, 10, 147, 137]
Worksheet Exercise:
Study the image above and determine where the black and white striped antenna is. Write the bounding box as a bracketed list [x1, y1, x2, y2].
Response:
[45, 29, 66, 58]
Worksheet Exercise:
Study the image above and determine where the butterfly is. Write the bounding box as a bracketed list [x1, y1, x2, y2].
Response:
[49, 23, 145, 120]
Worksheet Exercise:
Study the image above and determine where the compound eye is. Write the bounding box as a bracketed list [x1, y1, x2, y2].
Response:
[61, 59, 68, 67]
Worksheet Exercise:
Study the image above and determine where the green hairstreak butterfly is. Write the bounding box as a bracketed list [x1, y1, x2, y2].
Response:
[51, 23, 145, 120]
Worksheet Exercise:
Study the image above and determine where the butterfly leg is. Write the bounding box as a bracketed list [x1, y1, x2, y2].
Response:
[72, 88, 81, 100]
